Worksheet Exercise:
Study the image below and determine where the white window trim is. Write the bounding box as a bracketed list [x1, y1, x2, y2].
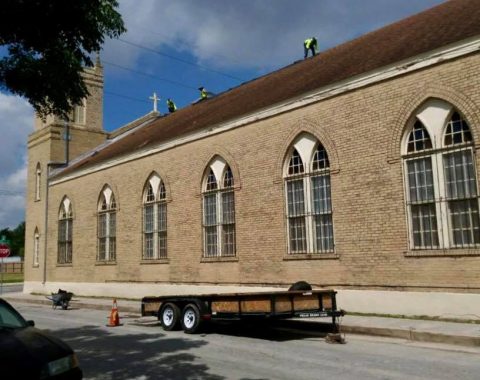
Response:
[35, 163, 41, 201]
[33, 230, 40, 267]
[202, 159, 236, 258]
[402, 100, 480, 251]
[143, 175, 167, 260]
[284, 136, 334, 254]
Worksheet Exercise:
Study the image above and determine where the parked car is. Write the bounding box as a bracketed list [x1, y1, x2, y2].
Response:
[0, 298, 82, 379]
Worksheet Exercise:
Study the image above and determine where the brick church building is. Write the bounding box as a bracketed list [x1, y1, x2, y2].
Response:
[25, 0, 480, 317]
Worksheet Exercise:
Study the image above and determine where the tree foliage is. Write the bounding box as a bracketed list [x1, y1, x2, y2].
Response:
[0, 0, 126, 119]
[0, 221, 25, 257]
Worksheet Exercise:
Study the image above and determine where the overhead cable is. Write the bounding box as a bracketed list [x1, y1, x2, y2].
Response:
[103, 61, 198, 91]
[117, 38, 244, 82]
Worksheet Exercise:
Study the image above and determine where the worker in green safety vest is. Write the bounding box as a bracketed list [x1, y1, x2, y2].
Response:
[304, 37, 318, 59]
[167, 98, 177, 113]
[198, 86, 208, 100]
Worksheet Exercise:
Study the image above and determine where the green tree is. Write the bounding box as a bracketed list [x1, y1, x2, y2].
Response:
[0, 0, 126, 119]
[0, 221, 25, 257]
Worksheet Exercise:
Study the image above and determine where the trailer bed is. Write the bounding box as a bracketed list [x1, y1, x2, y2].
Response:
[142, 287, 343, 334]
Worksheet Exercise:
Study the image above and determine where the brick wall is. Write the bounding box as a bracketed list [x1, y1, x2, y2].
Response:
[26, 53, 480, 293]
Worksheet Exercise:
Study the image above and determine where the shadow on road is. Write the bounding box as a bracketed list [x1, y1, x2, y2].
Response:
[55, 325, 224, 380]
[206, 319, 336, 342]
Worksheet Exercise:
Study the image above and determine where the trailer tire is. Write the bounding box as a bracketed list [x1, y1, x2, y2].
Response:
[160, 303, 181, 331]
[181, 303, 202, 334]
[288, 281, 312, 291]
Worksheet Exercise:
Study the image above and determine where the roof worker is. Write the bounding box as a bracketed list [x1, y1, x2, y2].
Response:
[167, 98, 177, 113]
[304, 37, 318, 59]
[198, 86, 208, 100]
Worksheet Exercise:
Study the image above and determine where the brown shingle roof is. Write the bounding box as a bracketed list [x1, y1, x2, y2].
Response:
[56, 0, 480, 178]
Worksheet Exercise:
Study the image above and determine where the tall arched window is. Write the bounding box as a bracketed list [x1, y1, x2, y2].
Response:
[58, 197, 73, 264]
[403, 99, 480, 250]
[202, 158, 236, 257]
[35, 163, 41, 201]
[143, 173, 167, 259]
[33, 228, 40, 267]
[97, 186, 117, 262]
[284, 134, 334, 254]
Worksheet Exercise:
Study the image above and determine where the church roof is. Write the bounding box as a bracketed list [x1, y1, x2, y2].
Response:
[55, 0, 480, 179]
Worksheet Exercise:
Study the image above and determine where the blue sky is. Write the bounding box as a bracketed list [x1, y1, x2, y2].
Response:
[0, 0, 444, 228]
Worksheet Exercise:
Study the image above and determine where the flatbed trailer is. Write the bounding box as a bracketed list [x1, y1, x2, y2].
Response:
[141, 284, 344, 334]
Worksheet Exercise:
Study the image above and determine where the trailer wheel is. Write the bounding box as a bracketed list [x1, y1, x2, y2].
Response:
[160, 303, 181, 331]
[288, 281, 312, 291]
[181, 303, 202, 334]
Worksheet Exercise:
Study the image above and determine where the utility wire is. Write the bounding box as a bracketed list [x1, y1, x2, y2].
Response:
[126, 23, 246, 67]
[103, 61, 198, 91]
[117, 38, 245, 82]
[104, 90, 151, 104]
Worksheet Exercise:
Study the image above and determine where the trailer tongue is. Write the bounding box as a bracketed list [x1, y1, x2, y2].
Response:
[142, 284, 344, 334]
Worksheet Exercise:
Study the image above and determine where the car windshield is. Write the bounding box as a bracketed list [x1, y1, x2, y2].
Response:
[0, 302, 28, 329]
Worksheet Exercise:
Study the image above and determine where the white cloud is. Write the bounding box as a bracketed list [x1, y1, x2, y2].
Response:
[103, 0, 444, 70]
[0, 93, 33, 228]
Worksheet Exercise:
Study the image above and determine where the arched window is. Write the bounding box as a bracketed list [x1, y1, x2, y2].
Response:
[97, 186, 117, 262]
[58, 197, 73, 264]
[143, 173, 167, 259]
[284, 134, 334, 254]
[202, 158, 236, 257]
[71, 99, 86, 125]
[403, 99, 479, 249]
[33, 228, 40, 267]
[35, 163, 41, 201]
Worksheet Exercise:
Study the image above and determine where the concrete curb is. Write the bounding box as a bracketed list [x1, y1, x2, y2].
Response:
[340, 325, 480, 347]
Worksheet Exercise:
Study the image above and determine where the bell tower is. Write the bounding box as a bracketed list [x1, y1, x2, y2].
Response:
[25, 59, 107, 283]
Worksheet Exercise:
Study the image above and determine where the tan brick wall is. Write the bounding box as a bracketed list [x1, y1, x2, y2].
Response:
[25, 65, 106, 283]
[29, 52, 480, 293]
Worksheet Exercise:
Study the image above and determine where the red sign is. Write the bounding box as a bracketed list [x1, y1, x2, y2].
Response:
[0, 243, 10, 258]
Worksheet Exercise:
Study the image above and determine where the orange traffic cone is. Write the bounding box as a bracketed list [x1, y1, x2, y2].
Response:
[106, 299, 121, 327]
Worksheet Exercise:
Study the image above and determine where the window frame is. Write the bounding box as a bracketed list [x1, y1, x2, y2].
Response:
[57, 198, 73, 264]
[33, 228, 40, 267]
[202, 162, 236, 258]
[403, 105, 480, 252]
[97, 187, 117, 262]
[284, 137, 335, 255]
[35, 163, 41, 201]
[142, 175, 168, 260]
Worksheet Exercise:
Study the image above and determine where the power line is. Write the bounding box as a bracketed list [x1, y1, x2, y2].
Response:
[103, 61, 198, 91]
[126, 23, 246, 67]
[117, 38, 245, 82]
[104, 90, 151, 104]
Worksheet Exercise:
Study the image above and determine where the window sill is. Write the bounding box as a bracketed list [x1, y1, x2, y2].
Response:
[95, 261, 117, 266]
[201, 256, 238, 263]
[140, 259, 169, 265]
[32, 264, 40, 268]
[283, 253, 339, 260]
[56, 263, 73, 267]
[405, 249, 480, 257]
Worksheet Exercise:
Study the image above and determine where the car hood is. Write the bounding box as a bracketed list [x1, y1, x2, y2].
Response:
[0, 326, 73, 376]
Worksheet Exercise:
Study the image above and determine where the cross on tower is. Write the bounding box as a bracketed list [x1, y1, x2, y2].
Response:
[149, 92, 160, 112]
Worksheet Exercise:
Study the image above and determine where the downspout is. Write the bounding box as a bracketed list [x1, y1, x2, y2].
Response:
[42, 120, 70, 285]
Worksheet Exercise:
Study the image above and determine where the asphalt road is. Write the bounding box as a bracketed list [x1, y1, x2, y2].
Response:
[9, 302, 480, 380]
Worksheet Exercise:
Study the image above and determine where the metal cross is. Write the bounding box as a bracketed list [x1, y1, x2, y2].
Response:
[149, 92, 160, 112]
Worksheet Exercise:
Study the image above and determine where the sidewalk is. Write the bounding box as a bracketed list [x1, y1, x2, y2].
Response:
[2, 290, 480, 347]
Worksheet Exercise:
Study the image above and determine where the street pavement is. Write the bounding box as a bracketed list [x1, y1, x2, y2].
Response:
[9, 301, 480, 380]
[2, 286, 480, 348]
